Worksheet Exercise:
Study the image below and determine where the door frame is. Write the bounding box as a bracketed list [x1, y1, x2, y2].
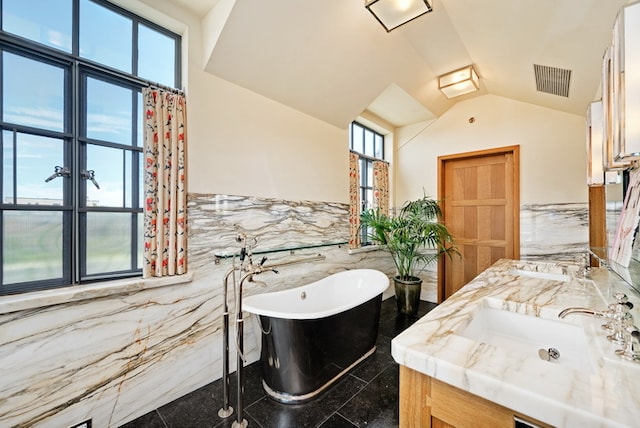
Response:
[437, 145, 521, 302]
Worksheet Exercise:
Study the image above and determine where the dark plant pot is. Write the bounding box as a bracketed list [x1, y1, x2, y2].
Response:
[393, 276, 422, 316]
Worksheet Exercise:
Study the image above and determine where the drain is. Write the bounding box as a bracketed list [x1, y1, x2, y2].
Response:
[538, 347, 560, 361]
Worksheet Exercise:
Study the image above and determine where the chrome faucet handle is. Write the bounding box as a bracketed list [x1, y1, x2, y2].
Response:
[615, 326, 640, 363]
[603, 293, 633, 333]
[580, 252, 591, 278]
[613, 292, 631, 306]
[607, 301, 634, 346]
[602, 303, 617, 333]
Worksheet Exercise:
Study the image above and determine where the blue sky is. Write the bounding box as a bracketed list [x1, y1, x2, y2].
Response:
[2, 0, 175, 207]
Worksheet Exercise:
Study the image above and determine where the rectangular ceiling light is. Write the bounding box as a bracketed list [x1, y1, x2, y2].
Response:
[365, 0, 433, 32]
[438, 65, 479, 98]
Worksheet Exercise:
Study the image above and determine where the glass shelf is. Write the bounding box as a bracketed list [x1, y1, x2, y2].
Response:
[214, 241, 347, 261]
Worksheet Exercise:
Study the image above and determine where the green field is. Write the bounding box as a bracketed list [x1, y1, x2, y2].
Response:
[3, 211, 142, 284]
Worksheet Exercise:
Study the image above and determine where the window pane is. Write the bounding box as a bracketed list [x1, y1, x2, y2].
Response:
[2, 0, 72, 52]
[138, 24, 176, 87]
[86, 144, 123, 207]
[364, 130, 374, 156]
[136, 213, 143, 269]
[351, 124, 363, 153]
[2, 52, 65, 132]
[3, 210, 63, 284]
[138, 154, 143, 208]
[79, 0, 132, 73]
[136, 91, 143, 147]
[3, 131, 66, 204]
[17, 133, 65, 203]
[2, 131, 14, 202]
[86, 77, 132, 145]
[374, 134, 384, 159]
[85, 212, 132, 274]
[124, 150, 132, 207]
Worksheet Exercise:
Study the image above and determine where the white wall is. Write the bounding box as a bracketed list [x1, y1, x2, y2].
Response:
[183, 0, 349, 203]
[393, 94, 588, 206]
[187, 71, 349, 203]
[112, 0, 351, 204]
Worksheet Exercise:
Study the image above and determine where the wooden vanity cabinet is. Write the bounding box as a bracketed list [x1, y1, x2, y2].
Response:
[399, 366, 553, 428]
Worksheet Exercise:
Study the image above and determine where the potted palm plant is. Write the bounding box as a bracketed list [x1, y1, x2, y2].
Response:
[360, 195, 458, 316]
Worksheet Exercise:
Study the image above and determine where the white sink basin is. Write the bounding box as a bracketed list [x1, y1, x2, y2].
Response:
[457, 305, 595, 373]
[508, 269, 571, 283]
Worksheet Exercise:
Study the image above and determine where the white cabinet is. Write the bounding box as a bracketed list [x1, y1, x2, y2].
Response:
[607, 2, 640, 162]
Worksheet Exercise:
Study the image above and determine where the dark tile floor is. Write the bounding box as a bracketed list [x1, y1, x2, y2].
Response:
[121, 297, 437, 428]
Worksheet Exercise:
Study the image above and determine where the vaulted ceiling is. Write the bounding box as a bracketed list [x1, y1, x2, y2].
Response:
[169, 0, 630, 129]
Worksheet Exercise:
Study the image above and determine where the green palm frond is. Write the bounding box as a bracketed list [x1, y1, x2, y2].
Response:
[360, 194, 459, 280]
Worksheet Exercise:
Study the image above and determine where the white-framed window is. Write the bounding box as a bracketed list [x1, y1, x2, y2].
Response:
[0, 0, 181, 295]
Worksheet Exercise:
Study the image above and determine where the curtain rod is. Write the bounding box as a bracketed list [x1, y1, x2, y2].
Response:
[80, 59, 185, 96]
[349, 150, 389, 164]
[146, 82, 185, 96]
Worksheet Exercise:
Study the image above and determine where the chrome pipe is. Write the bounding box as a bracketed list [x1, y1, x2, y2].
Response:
[233, 272, 254, 428]
[218, 268, 236, 419]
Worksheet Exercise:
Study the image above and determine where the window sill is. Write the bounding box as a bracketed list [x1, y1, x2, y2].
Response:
[0, 272, 193, 315]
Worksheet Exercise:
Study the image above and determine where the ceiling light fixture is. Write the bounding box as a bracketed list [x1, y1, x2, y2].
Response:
[365, 0, 433, 32]
[438, 65, 480, 99]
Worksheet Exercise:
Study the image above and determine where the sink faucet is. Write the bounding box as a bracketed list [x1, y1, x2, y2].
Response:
[557, 307, 611, 319]
[558, 292, 639, 364]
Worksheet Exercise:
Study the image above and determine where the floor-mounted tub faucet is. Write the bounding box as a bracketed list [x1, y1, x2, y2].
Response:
[218, 230, 259, 425]
[218, 229, 326, 427]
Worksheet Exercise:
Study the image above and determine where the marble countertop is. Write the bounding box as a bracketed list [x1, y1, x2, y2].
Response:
[391, 258, 640, 428]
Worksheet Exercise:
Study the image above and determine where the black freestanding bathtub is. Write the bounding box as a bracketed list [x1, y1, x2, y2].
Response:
[243, 269, 389, 403]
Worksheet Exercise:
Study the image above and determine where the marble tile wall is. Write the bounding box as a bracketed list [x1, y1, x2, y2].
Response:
[0, 194, 394, 428]
[0, 195, 587, 427]
[520, 203, 589, 262]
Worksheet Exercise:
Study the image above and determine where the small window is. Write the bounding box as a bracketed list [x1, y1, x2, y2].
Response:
[350, 122, 386, 245]
[2, 0, 73, 53]
[138, 23, 176, 87]
[79, 0, 133, 73]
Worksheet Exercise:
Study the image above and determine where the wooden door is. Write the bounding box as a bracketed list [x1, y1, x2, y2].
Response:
[438, 146, 520, 301]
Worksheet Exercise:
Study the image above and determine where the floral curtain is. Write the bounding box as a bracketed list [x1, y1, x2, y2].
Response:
[349, 152, 361, 249]
[143, 87, 188, 277]
[372, 160, 389, 216]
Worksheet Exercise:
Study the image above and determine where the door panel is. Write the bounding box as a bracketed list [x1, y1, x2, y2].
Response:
[438, 146, 520, 301]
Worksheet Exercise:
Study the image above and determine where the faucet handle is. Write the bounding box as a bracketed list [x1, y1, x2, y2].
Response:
[613, 292, 633, 309]
[607, 303, 634, 345]
[601, 303, 618, 333]
[615, 326, 640, 363]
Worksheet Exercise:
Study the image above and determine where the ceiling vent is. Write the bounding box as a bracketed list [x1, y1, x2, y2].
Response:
[534, 64, 571, 97]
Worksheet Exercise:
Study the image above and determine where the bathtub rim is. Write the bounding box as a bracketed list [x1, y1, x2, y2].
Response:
[242, 268, 389, 320]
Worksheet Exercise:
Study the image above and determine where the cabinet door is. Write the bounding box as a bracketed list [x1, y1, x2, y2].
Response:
[399, 366, 554, 428]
